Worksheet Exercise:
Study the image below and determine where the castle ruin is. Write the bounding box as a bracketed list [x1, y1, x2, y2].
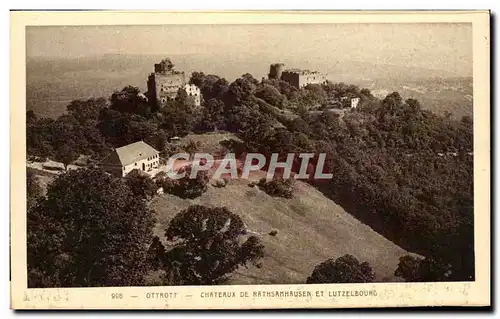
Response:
[147, 59, 202, 108]
[268, 63, 326, 88]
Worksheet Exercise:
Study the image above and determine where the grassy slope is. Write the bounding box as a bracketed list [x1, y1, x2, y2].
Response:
[150, 179, 409, 285]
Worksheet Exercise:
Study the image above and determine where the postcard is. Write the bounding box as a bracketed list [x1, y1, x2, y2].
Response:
[10, 10, 490, 309]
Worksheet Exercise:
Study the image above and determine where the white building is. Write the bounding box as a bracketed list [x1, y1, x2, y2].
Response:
[183, 84, 201, 107]
[100, 141, 160, 177]
[350, 97, 360, 109]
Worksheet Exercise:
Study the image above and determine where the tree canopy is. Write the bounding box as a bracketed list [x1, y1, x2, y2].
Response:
[26, 169, 43, 211]
[158, 205, 265, 285]
[307, 254, 375, 284]
[27, 168, 156, 287]
[394, 255, 453, 282]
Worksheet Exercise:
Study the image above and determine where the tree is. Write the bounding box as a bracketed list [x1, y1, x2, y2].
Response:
[27, 168, 156, 287]
[241, 73, 259, 86]
[164, 165, 209, 199]
[54, 143, 79, 170]
[210, 78, 230, 100]
[189, 71, 206, 87]
[381, 92, 404, 115]
[110, 86, 151, 117]
[162, 205, 264, 285]
[300, 84, 327, 106]
[223, 77, 257, 106]
[360, 88, 373, 99]
[306, 254, 375, 284]
[189, 73, 229, 101]
[223, 103, 254, 133]
[27, 102, 110, 160]
[146, 236, 168, 271]
[98, 109, 156, 147]
[27, 117, 55, 158]
[255, 84, 284, 108]
[160, 102, 196, 138]
[51, 114, 103, 160]
[405, 98, 421, 114]
[145, 130, 168, 153]
[183, 140, 201, 154]
[66, 98, 107, 125]
[394, 255, 452, 282]
[125, 170, 158, 199]
[263, 78, 298, 101]
[27, 169, 43, 211]
[199, 98, 225, 131]
[256, 177, 294, 199]
[175, 87, 190, 105]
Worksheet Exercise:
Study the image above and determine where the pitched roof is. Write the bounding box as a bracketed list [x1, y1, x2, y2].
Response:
[101, 141, 159, 167]
[116, 141, 159, 166]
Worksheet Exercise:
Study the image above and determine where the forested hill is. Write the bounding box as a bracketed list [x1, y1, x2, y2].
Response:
[27, 68, 474, 283]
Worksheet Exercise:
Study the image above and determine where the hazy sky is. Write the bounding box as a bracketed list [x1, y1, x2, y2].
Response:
[26, 23, 472, 76]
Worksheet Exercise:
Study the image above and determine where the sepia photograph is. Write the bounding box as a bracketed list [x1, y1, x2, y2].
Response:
[10, 10, 490, 309]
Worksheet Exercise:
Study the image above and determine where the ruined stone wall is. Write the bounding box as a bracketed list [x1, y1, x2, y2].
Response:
[280, 71, 301, 88]
[281, 70, 326, 88]
[149, 72, 186, 107]
[298, 72, 326, 88]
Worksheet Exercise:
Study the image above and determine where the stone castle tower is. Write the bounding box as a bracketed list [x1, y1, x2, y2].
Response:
[147, 58, 186, 109]
[268, 63, 284, 80]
